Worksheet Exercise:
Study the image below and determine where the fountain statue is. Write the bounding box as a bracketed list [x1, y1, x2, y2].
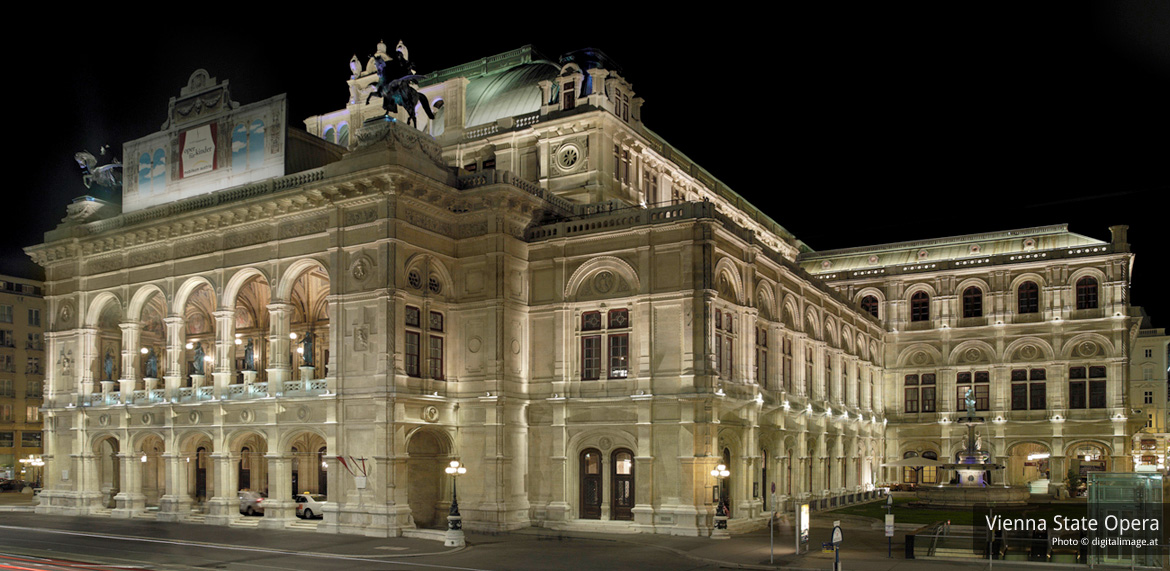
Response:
[914, 399, 1031, 506]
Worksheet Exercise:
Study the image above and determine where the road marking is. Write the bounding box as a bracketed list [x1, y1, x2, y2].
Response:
[0, 527, 488, 571]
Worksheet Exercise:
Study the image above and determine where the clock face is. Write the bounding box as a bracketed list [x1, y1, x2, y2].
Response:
[556, 144, 580, 170]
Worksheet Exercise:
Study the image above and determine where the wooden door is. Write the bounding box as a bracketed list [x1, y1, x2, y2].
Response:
[580, 449, 601, 519]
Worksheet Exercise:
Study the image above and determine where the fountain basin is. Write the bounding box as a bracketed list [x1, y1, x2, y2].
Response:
[915, 484, 1031, 506]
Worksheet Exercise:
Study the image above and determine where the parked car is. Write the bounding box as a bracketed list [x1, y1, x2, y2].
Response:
[294, 493, 326, 519]
[239, 490, 266, 515]
[0, 479, 29, 491]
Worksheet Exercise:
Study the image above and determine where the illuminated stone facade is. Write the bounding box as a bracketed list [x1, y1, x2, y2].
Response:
[26, 42, 1146, 536]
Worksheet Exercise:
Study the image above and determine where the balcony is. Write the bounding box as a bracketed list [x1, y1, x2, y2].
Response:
[67, 378, 329, 408]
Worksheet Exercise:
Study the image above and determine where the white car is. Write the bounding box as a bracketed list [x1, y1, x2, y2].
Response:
[239, 490, 266, 515]
[295, 493, 326, 519]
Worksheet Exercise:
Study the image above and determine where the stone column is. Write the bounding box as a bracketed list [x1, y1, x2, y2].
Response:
[118, 322, 141, 384]
[163, 317, 185, 400]
[631, 395, 654, 531]
[79, 328, 98, 399]
[545, 399, 570, 522]
[213, 310, 235, 398]
[157, 453, 189, 521]
[112, 452, 145, 518]
[204, 452, 238, 525]
[259, 454, 294, 529]
[266, 303, 293, 386]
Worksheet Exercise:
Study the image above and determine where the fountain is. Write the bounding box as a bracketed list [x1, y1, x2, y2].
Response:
[915, 389, 1031, 506]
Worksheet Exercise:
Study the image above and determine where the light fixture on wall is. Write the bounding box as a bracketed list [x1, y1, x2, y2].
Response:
[140, 347, 149, 355]
[289, 332, 298, 340]
[185, 342, 194, 350]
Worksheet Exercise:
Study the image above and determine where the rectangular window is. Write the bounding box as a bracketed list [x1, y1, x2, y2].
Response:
[1144, 391, 1154, 405]
[1030, 383, 1046, 410]
[582, 336, 601, 380]
[1069, 366, 1086, 379]
[582, 311, 602, 331]
[1011, 383, 1028, 410]
[429, 311, 444, 332]
[0, 431, 12, 447]
[1089, 366, 1106, 378]
[0, 330, 12, 348]
[1089, 379, 1106, 409]
[755, 327, 767, 387]
[25, 380, 41, 398]
[0, 378, 11, 397]
[904, 387, 918, 413]
[405, 305, 420, 328]
[607, 308, 629, 329]
[563, 82, 575, 110]
[0, 404, 11, 422]
[0, 355, 12, 373]
[1146, 349, 1154, 358]
[404, 331, 420, 377]
[723, 335, 734, 380]
[21, 431, 41, 448]
[27, 309, 40, 327]
[1069, 381, 1087, 409]
[427, 336, 444, 380]
[608, 334, 629, 379]
[25, 406, 39, 423]
[0, 305, 11, 323]
[1011, 369, 1027, 382]
[921, 386, 936, 412]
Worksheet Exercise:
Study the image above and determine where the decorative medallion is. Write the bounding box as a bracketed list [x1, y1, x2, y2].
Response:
[468, 336, 482, 353]
[297, 406, 309, 421]
[867, 255, 880, 265]
[1019, 345, 1038, 360]
[407, 269, 422, 289]
[1077, 341, 1098, 357]
[599, 437, 613, 451]
[141, 413, 153, 425]
[969, 244, 981, 254]
[593, 271, 615, 294]
[917, 249, 929, 260]
[98, 414, 110, 426]
[821, 260, 832, 270]
[60, 303, 73, 325]
[911, 351, 928, 366]
[555, 143, 581, 171]
[1023, 238, 1036, 251]
[511, 339, 521, 354]
[351, 259, 369, 282]
[189, 411, 200, 423]
[240, 409, 254, 423]
[963, 348, 982, 363]
[423, 405, 440, 423]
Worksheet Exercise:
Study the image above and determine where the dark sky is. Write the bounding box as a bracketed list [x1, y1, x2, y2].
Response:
[9, 4, 1169, 325]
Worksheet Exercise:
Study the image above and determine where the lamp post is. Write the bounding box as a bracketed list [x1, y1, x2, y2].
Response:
[444, 460, 467, 547]
[711, 463, 731, 539]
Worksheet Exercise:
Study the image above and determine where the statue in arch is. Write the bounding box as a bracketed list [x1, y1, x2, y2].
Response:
[243, 338, 255, 371]
[300, 332, 315, 367]
[145, 348, 159, 378]
[103, 347, 116, 381]
[193, 341, 205, 375]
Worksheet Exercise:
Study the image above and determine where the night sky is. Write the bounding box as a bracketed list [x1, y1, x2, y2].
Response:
[9, 5, 1169, 325]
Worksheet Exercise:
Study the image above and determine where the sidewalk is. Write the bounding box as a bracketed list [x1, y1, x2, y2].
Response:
[0, 490, 37, 511]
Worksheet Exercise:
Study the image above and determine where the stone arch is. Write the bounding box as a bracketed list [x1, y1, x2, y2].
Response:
[857, 333, 869, 360]
[404, 426, 455, 529]
[91, 433, 121, 508]
[1060, 332, 1118, 359]
[841, 324, 854, 353]
[712, 257, 743, 304]
[402, 253, 455, 298]
[127, 284, 168, 321]
[1067, 266, 1107, 290]
[869, 341, 881, 366]
[274, 258, 331, 302]
[754, 281, 776, 321]
[779, 295, 800, 332]
[804, 308, 822, 341]
[134, 431, 167, 507]
[84, 291, 123, 328]
[222, 267, 273, 310]
[895, 343, 943, 368]
[854, 287, 885, 320]
[227, 430, 269, 494]
[565, 255, 641, 300]
[1005, 441, 1051, 486]
[1004, 336, 1057, 362]
[284, 430, 329, 497]
[904, 282, 937, 300]
[172, 276, 218, 316]
[947, 340, 997, 366]
[823, 316, 839, 348]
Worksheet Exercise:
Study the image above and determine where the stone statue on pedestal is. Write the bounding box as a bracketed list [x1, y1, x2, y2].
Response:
[193, 341, 205, 375]
[243, 339, 255, 371]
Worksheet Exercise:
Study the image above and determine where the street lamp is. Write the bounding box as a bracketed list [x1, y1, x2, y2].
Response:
[444, 460, 467, 547]
[711, 463, 731, 536]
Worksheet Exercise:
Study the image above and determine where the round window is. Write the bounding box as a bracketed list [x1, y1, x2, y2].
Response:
[556, 144, 580, 170]
[427, 276, 442, 295]
[407, 270, 422, 289]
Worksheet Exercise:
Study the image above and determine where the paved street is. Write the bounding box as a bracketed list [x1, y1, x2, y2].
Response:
[2, 493, 1164, 570]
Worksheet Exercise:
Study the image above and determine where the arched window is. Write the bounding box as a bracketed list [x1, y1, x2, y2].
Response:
[239, 447, 251, 490]
[1076, 277, 1099, 310]
[921, 451, 939, 484]
[860, 296, 879, 318]
[611, 449, 634, 521]
[337, 122, 350, 147]
[1018, 281, 1039, 314]
[902, 451, 918, 484]
[962, 287, 983, 318]
[323, 126, 335, 144]
[580, 448, 601, 519]
[910, 292, 930, 322]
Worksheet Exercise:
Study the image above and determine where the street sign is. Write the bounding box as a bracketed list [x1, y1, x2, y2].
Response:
[885, 514, 895, 537]
[831, 525, 843, 546]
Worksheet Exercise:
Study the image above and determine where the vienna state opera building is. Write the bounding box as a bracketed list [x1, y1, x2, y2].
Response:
[25, 41, 1161, 537]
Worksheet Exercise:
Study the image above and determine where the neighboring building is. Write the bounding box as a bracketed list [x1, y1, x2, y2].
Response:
[799, 226, 1141, 493]
[24, 41, 1150, 536]
[1129, 320, 1170, 471]
[0, 275, 46, 483]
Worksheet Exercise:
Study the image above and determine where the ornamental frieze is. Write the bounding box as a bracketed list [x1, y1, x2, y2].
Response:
[224, 228, 272, 249]
[344, 207, 378, 226]
[128, 248, 169, 267]
[175, 237, 219, 258]
[88, 256, 124, 274]
[404, 208, 452, 237]
[278, 216, 329, 239]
